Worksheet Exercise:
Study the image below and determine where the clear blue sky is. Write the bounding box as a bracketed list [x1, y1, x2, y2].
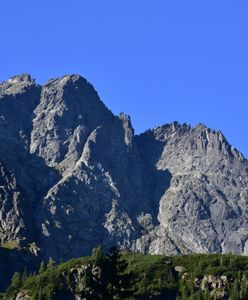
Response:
[1, 1, 247, 158]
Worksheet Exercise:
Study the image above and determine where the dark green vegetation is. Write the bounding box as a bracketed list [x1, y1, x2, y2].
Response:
[0, 247, 39, 293]
[3, 250, 248, 299]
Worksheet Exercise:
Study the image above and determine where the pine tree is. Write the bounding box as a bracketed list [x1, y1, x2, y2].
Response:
[230, 279, 239, 300]
[47, 257, 55, 269]
[92, 245, 104, 265]
[105, 246, 128, 298]
[240, 277, 248, 300]
[10, 272, 21, 289]
[21, 268, 28, 282]
[4, 272, 22, 299]
[39, 260, 46, 273]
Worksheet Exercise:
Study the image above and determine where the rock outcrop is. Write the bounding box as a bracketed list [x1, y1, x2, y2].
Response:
[0, 74, 248, 264]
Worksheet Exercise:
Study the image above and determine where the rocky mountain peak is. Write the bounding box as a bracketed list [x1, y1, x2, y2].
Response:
[30, 74, 113, 167]
[0, 74, 37, 96]
[0, 74, 247, 266]
[8, 73, 34, 83]
[43, 74, 89, 92]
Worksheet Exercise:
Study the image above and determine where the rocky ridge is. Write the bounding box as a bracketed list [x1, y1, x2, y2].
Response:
[0, 74, 248, 264]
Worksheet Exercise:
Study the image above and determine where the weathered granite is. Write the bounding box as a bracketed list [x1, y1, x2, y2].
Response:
[0, 74, 248, 264]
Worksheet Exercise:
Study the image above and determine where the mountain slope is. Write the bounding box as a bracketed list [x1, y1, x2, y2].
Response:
[0, 74, 247, 266]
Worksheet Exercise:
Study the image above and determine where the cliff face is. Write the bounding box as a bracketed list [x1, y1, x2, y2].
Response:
[0, 74, 248, 262]
[135, 124, 248, 255]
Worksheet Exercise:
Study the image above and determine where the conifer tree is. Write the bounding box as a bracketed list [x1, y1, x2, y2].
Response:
[10, 272, 21, 289]
[39, 260, 46, 273]
[21, 268, 28, 282]
[230, 279, 239, 300]
[240, 277, 248, 300]
[92, 245, 104, 265]
[105, 246, 128, 298]
[47, 257, 56, 269]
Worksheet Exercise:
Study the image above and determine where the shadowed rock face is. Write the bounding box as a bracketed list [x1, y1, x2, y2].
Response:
[0, 74, 248, 261]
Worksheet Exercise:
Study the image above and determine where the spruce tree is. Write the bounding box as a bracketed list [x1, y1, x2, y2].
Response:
[240, 278, 248, 300]
[230, 279, 239, 300]
[39, 260, 46, 273]
[21, 268, 28, 282]
[92, 245, 104, 265]
[47, 257, 55, 269]
[105, 246, 128, 298]
[10, 272, 21, 289]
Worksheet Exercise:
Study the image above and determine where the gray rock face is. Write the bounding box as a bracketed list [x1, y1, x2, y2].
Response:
[0, 74, 248, 261]
[0, 163, 28, 244]
[136, 123, 248, 254]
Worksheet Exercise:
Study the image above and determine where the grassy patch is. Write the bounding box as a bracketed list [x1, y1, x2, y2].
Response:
[1, 240, 19, 250]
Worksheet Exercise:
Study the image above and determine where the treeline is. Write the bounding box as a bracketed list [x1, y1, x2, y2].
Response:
[3, 246, 177, 299]
[3, 251, 248, 299]
[175, 254, 248, 300]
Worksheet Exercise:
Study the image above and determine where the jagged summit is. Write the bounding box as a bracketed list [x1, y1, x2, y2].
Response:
[44, 74, 91, 89]
[7, 73, 34, 83]
[30, 74, 113, 167]
[0, 74, 247, 267]
[0, 73, 38, 96]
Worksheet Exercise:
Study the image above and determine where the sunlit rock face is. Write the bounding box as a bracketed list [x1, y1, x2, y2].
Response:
[0, 74, 248, 261]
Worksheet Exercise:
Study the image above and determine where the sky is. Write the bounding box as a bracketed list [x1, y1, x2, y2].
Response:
[0, 1, 248, 158]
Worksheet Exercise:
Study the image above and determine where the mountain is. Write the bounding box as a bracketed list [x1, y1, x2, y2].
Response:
[0, 73, 248, 268]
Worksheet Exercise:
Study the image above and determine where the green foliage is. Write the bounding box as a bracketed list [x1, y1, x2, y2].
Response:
[173, 253, 248, 277]
[105, 246, 129, 298]
[11, 272, 21, 288]
[4, 272, 21, 299]
[21, 268, 28, 282]
[239, 275, 248, 299]
[92, 245, 104, 265]
[47, 257, 56, 269]
[121, 252, 177, 299]
[39, 260, 46, 274]
[4, 252, 248, 300]
[229, 279, 239, 300]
